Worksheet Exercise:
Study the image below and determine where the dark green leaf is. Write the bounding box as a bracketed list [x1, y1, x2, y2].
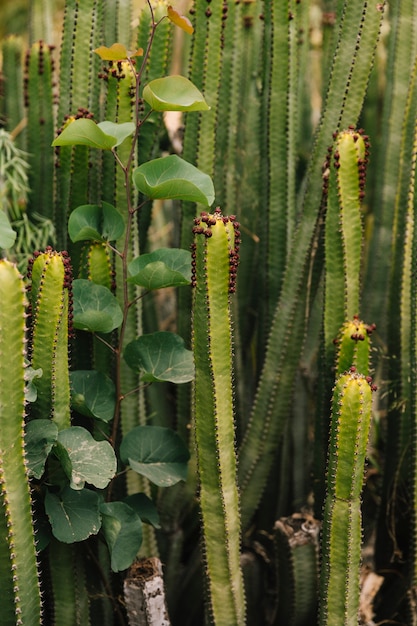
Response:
[100, 502, 143, 572]
[133, 154, 214, 206]
[72, 279, 123, 333]
[120, 425, 190, 487]
[68, 202, 125, 243]
[25, 419, 58, 479]
[70, 370, 116, 422]
[123, 493, 161, 529]
[124, 331, 194, 383]
[57, 426, 117, 490]
[128, 248, 192, 289]
[52, 118, 117, 150]
[45, 486, 101, 543]
[143, 75, 209, 111]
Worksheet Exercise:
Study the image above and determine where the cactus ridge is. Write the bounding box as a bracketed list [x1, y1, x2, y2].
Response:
[28, 248, 72, 430]
[0, 260, 42, 625]
[192, 209, 245, 626]
[24, 40, 55, 220]
[237, 0, 384, 530]
[319, 371, 374, 626]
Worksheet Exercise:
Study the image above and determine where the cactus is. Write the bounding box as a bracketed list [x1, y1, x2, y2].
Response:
[24, 39, 55, 220]
[274, 513, 321, 626]
[191, 208, 245, 626]
[0, 259, 42, 626]
[319, 371, 374, 626]
[27, 247, 72, 430]
[314, 127, 372, 516]
[0, 36, 25, 142]
[238, 0, 384, 531]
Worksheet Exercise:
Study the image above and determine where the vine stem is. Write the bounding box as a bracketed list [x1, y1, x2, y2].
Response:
[109, 1, 161, 448]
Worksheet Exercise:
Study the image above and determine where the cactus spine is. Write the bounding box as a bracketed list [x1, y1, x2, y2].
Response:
[191, 208, 245, 626]
[28, 248, 72, 430]
[319, 371, 374, 626]
[0, 260, 42, 626]
[237, 1, 384, 531]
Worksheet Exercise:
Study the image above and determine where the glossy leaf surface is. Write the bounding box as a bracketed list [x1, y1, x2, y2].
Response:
[57, 426, 117, 490]
[100, 502, 143, 572]
[143, 75, 209, 111]
[120, 425, 190, 486]
[52, 118, 117, 150]
[124, 331, 194, 383]
[128, 247, 192, 289]
[133, 154, 214, 205]
[72, 279, 123, 333]
[68, 202, 124, 243]
[70, 370, 116, 422]
[45, 486, 101, 543]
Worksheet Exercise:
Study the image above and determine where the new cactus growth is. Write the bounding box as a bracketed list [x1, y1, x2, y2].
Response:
[0, 260, 42, 625]
[319, 371, 374, 626]
[191, 208, 245, 626]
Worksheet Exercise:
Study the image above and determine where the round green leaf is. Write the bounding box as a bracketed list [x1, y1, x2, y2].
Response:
[124, 331, 195, 383]
[132, 154, 215, 206]
[25, 419, 58, 479]
[0, 210, 16, 248]
[97, 121, 135, 147]
[57, 426, 117, 490]
[123, 493, 161, 529]
[120, 425, 190, 487]
[70, 370, 116, 422]
[100, 502, 143, 572]
[45, 486, 101, 543]
[143, 75, 210, 112]
[68, 202, 125, 243]
[51, 118, 117, 150]
[128, 248, 192, 289]
[72, 279, 123, 333]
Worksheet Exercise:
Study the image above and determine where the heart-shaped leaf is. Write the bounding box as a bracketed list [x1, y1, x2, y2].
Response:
[70, 370, 116, 422]
[68, 202, 125, 243]
[133, 154, 214, 206]
[143, 75, 209, 112]
[57, 426, 117, 490]
[25, 419, 58, 479]
[0, 210, 16, 248]
[100, 502, 143, 572]
[52, 118, 117, 150]
[72, 279, 123, 333]
[123, 493, 161, 529]
[128, 248, 192, 289]
[120, 425, 190, 487]
[124, 331, 194, 383]
[97, 121, 135, 147]
[45, 486, 101, 543]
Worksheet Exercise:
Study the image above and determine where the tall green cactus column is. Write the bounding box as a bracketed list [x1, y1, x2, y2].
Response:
[191, 208, 245, 626]
[319, 371, 374, 626]
[0, 260, 42, 626]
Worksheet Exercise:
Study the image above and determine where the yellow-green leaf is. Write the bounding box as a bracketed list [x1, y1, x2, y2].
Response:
[167, 5, 194, 35]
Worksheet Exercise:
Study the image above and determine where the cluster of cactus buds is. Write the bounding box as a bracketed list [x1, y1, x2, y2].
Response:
[191, 207, 240, 293]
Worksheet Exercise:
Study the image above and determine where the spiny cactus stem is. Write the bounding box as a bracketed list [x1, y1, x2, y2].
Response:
[191, 208, 245, 626]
